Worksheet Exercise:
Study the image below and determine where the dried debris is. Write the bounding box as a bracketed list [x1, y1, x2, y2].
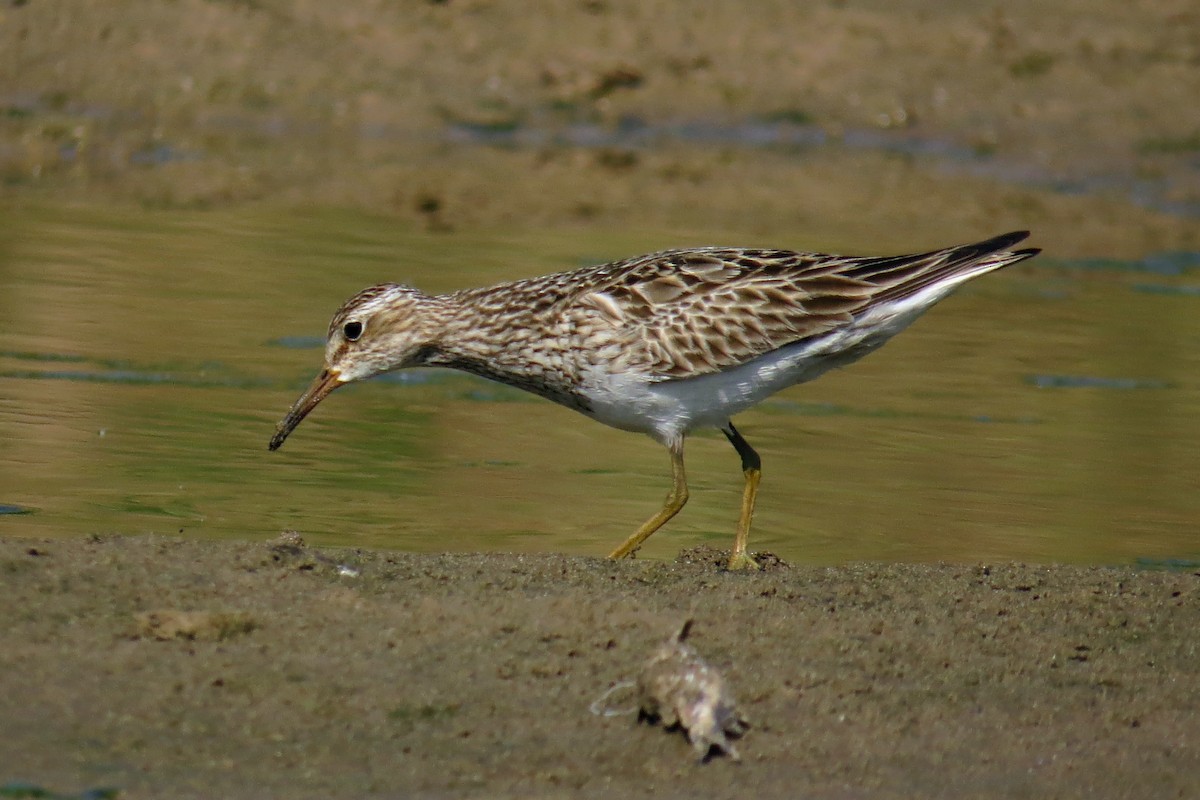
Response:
[637, 619, 749, 761]
[266, 530, 361, 577]
[133, 610, 256, 641]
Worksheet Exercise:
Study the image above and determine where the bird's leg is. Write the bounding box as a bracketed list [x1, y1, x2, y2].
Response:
[722, 423, 762, 571]
[608, 442, 688, 560]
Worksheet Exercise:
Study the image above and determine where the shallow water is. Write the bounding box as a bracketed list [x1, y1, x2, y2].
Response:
[1, 206, 1197, 564]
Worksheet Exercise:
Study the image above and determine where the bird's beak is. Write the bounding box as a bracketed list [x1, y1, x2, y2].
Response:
[269, 368, 344, 451]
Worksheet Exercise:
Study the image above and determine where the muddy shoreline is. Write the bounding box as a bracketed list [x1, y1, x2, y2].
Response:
[2, 535, 1196, 798]
[3, 2, 1199, 254]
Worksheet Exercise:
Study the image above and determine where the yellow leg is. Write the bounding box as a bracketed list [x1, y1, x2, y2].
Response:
[723, 423, 762, 571]
[608, 443, 688, 559]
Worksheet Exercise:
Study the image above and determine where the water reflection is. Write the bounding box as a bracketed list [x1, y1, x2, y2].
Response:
[0, 207, 1197, 565]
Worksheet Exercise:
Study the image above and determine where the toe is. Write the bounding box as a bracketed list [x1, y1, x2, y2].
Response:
[726, 552, 761, 571]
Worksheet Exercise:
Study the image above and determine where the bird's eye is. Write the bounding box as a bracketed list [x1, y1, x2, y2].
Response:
[343, 320, 364, 341]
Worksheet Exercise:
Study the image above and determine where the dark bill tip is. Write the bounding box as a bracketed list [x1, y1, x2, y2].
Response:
[268, 369, 342, 451]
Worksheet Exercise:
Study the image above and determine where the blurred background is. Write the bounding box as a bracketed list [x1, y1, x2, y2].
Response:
[1, 0, 1198, 564]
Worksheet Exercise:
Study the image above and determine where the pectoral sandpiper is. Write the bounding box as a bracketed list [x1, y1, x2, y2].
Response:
[270, 231, 1039, 570]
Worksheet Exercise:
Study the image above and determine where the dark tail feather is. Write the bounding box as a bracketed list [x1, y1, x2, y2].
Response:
[866, 231, 1040, 306]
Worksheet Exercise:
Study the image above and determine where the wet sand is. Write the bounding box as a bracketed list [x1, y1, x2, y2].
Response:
[3, 1, 1200, 797]
[2, 535, 1197, 798]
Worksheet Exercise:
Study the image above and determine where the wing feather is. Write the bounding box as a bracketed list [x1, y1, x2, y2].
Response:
[567, 232, 1037, 380]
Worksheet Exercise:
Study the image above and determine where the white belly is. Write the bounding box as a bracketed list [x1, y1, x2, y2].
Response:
[578, 327, 877, 445]
[576, 297, 936, 446]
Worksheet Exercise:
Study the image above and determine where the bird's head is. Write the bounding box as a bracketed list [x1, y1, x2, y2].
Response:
[268, 284, 439, 451]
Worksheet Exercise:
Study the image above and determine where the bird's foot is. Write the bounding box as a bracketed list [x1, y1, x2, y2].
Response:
[725, 551, 761, 571]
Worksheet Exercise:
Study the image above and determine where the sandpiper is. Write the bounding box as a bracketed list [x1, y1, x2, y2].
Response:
[270, 231, 1039, 569]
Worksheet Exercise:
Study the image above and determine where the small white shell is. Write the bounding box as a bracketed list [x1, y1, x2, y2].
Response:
[637, 620, 748, 761]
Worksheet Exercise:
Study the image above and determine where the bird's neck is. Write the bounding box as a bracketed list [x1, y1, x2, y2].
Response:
[425, 292, 589, 411]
